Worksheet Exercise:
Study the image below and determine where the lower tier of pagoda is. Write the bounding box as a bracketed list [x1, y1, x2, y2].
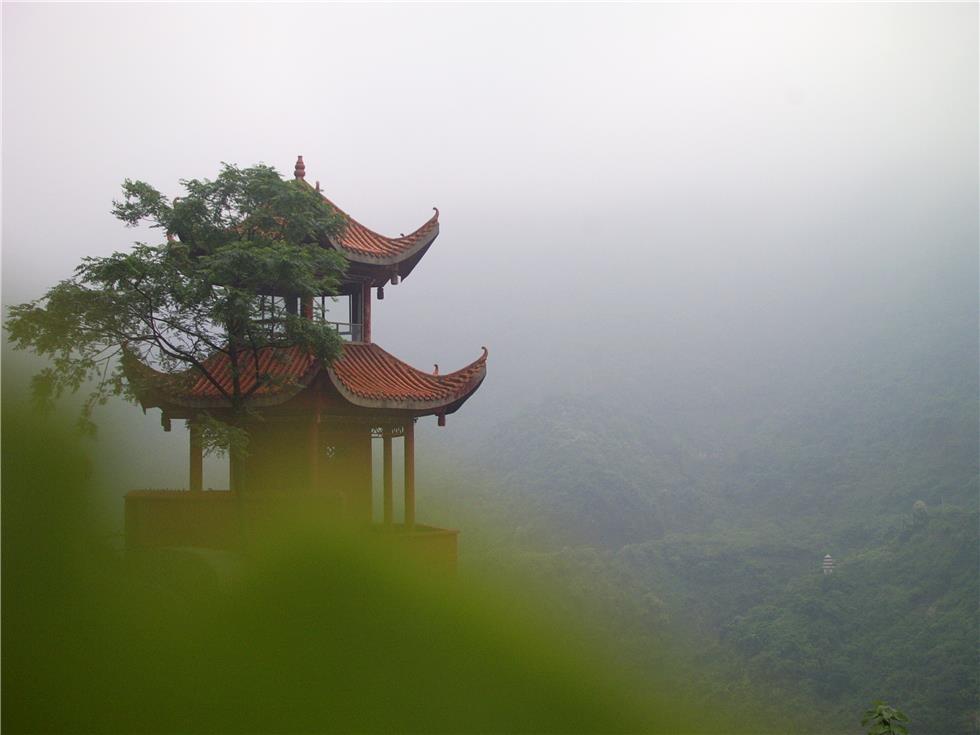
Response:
[124, 489, 458, 572]
[124, 341, 487, 421]
[120, 342, 487, 568]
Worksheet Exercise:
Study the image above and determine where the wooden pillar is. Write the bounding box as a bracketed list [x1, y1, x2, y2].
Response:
[308, 416, 320, 493]
[383, 431, 393, 526]
[350, 289, 362, 333]
[301, 295, 314, 320]
[189, 421, 203, 492]
[404, 421, 415, 530]
[361, 283, 372, 343]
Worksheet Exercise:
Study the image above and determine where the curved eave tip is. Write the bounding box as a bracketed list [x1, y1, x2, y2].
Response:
[461, 346, 488, 375]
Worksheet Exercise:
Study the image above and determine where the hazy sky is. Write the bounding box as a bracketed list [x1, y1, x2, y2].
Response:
[3, 3, 977, 489]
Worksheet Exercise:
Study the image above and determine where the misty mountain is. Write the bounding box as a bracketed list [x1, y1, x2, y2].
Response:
[440, 303, 977, 549]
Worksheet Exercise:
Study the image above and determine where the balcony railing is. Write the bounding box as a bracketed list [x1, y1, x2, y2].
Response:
[324, 321, 362, 342]
[123, 489, 458, 570]
[254, 316, 362, 342]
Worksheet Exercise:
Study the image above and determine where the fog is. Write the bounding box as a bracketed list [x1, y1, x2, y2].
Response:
[3, 2, 977, 485]
[4, 7, 979, 732]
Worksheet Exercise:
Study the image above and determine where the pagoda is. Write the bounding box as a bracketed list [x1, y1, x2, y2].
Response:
[123, 156, 487, 565]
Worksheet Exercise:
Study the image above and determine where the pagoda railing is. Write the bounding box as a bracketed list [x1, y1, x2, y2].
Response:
[123, 489, 458, 570]
[252, 317, 362, 342]
[324, 321, 362, 342]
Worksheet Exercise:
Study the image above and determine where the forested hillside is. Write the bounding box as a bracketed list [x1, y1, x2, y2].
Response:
[724, 509, 978, 732]
[421, 309, 978, 734]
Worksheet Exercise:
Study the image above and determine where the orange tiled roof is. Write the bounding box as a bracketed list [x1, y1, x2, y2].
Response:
[289, 156, 441, 264]
[125, 342, 486, 413]
[330, 343, 487, 404]
[324, 196, 440, 261]
[188, 345, 316, 398]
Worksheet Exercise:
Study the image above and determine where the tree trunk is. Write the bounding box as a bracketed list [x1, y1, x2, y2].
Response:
[229, 445, 246, 495]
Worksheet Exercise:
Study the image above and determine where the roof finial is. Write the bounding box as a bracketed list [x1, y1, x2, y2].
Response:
[433, 364, 439, 375]
[294, 155, 306, 179]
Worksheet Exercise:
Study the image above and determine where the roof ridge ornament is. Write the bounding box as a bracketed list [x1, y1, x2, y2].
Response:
[294, 155, 305, 179]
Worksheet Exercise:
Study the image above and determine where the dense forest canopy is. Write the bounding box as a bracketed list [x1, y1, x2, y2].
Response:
[420, 282, 979, 733]
[6, 164, 347, 464]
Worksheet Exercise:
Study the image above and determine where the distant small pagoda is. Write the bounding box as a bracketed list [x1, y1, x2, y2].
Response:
[123, 156, 488, 566]
[822, 554, 835, 575]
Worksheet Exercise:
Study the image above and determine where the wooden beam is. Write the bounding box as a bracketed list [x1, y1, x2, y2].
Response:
[308, 416, 320, 492]
[189, 421, 203, 492]
[404, 421, 415, 530]
[229, 451, 239, 494]
[361, 283, 372, 343]
[383, 431, 393, 526]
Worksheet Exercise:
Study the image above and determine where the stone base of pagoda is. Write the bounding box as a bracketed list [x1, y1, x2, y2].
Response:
[125, 489, 240, 551]
[124, 489, 457, 570]
[369, 523, 459, 574]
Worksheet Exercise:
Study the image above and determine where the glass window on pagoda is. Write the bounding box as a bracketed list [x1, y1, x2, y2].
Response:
[259, 289, 369, 342]
[318, 291, 362, 342]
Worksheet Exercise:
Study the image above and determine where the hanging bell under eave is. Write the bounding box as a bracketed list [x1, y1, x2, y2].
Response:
[377, 286, 384, 300]
[437, 414, 446, 427]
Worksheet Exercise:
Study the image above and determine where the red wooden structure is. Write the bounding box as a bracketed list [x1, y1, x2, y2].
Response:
[123, 156, 487, 566]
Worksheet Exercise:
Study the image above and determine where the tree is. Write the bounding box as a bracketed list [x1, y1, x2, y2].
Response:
[6, 163, 348, 489]
[861, 701, 910, 735]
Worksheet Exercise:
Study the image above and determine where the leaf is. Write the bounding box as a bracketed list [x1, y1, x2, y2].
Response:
[5, 161, 348, 440]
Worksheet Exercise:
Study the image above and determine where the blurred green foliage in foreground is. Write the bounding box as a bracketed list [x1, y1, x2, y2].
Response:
[1, 402, 759, 734]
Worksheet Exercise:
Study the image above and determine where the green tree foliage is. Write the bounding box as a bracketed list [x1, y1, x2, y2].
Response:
[6, 163, 347, 463]
[425, 348, 978, 734]
[862, 702, 910, 735]
[1, 401, 727, 734]
[720, 508, 977, 733]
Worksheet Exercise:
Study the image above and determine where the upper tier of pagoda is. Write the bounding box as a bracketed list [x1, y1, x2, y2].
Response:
[124, 156, 486, 424]
[295, 155, 440, 287]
